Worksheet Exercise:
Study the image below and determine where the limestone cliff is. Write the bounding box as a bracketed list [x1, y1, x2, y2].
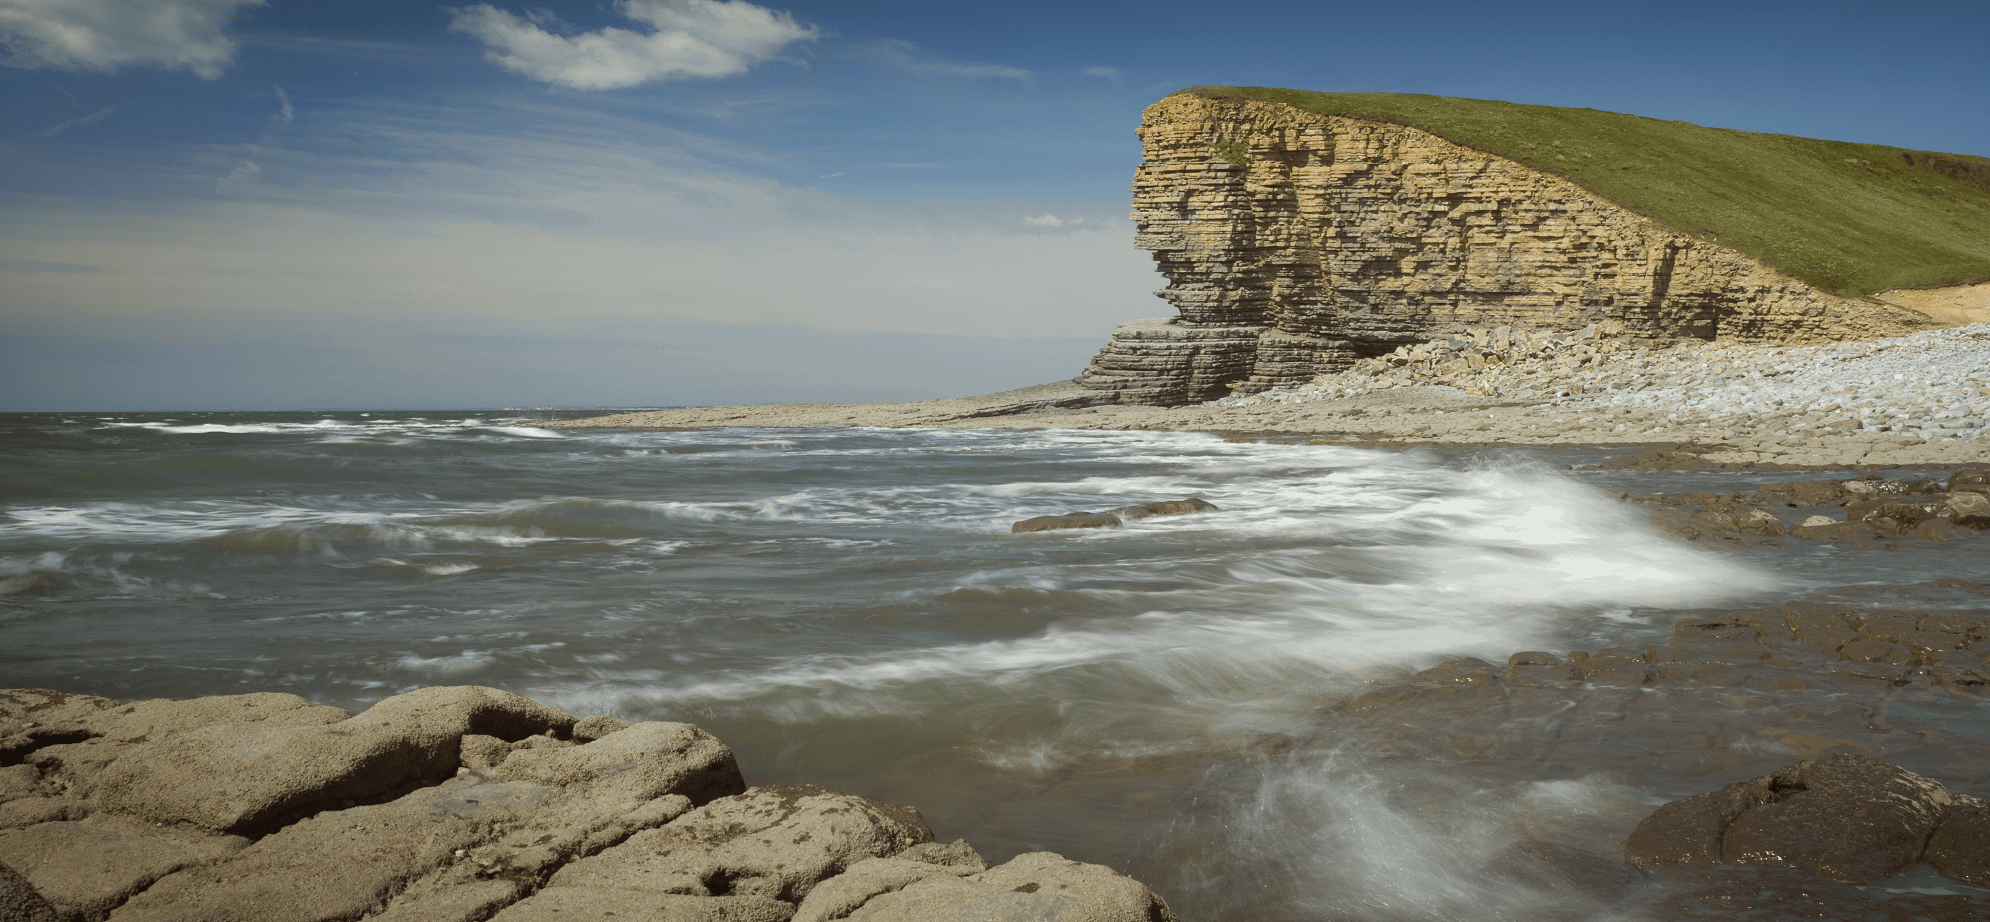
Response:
[1080, 92, 1935, 405]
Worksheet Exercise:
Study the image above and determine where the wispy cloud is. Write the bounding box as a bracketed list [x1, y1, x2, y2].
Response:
[1081, 66, 1120, 80]
[1025, 214, 1085, 227]
[448, 0, 819, 90]
[272, 86, 294, 128]
[215, 160, 262, 195]
[39, 104, 122, 136]
[853, 38, 1029, 80]
[0, 0, 262, 78]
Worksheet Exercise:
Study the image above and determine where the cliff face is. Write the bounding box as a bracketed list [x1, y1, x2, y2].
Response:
[1080, 93, 1933, 405]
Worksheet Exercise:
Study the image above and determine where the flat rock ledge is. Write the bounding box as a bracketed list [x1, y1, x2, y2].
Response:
[0, 686, 1178, 922]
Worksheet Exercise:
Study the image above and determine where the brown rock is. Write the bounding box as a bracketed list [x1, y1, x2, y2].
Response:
[1011, 512, 1123, 533]
[492, 721, 742, 806]
[1113, 497, 1219, 520]
[1625, 778, 1776, 870]
[95, 686, 573, 835]
[844, 851, 1179, 922]
[1948, 490, 1990, 528]
[0, 814, 246, 922]
[534, 785, 931, 907]
[1720, 754, 1951, 883]
[1926, 795, 1990, 887]
[0, 861, 59, 922]
[570, 715, 630, 743]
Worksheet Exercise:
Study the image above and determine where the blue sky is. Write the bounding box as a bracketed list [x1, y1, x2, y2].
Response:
[3, 0, 1986, 410]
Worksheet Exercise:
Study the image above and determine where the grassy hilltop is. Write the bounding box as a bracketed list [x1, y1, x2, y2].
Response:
[1184, 87, 1990, 298]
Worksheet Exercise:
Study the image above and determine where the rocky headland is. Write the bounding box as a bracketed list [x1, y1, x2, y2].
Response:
[0, 686, 1177, 922]
[1074, 90, 1948, 404]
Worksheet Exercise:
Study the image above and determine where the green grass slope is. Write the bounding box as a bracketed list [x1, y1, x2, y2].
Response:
[1186, 86, 1990, 298]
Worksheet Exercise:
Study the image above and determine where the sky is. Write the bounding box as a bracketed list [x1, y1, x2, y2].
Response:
[2, 0, 1986, 411]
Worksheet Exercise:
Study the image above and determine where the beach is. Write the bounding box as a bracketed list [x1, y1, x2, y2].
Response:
[554, 315, 1990, 472]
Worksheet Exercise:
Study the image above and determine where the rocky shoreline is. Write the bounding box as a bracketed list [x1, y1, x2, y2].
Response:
[552, 318, 1988, 472]
[0, 687, 1177, 922]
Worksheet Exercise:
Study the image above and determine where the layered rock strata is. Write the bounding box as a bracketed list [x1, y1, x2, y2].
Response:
[1080, 92, 1933, 404]
[0, 686, 1177, 922]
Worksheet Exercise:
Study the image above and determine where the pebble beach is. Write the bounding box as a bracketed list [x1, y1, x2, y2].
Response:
[557, 315, 1990, 471]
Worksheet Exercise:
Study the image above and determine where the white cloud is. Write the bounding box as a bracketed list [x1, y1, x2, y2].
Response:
[215, 159, 260, 195]
[272, 85, 293, 127]
[449, 0, 817, 90]
[1081, 66, 1120, 80]
[855, 38, 1028, 80]
[0, 0, 262, 78]
[1025, 214, 1083, 227]
[39, 103, 121, 135]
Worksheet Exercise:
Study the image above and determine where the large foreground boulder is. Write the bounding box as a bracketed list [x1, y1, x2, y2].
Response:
[0, 687, 1178, 922]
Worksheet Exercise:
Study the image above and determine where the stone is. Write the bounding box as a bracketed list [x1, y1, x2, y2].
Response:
[537, 785, 932, 906]
[1112, 497, 1219, 520]
[1011, 513, 1123, 534]
[792, 857, 979, 922]
[0, 814, 246, 922]
[1948, 490, 1990, 528]
[0, 861, 59, 922]
[94, 686, 574, 835]
[571, 715, 631, 743]
[1626, 754, 1953, 884]
[1722, 754, 1951, 883]
[492, 721, 742, 806]
[842, 852, 1179, 922]
[1926, 795, 1990, 887]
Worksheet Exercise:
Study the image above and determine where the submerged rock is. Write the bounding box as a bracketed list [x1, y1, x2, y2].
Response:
[1011, 496, 1218, 533]
[1011, 512, 1123, 533]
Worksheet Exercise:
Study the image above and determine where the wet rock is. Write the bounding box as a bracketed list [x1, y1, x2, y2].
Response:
[1949, 490, 1990, 527]
[1925, 795, 1990, 887]
[1627, 753, 1953, 884]
[1625, 777, 1775, 870]
[1483, 840, 1641, 905]
[1011, 512, 1123, 534]
[1112, 497, 1219, 520]
[1789, 520, 1883, 545]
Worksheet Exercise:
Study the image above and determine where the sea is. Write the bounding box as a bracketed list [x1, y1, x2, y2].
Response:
[4, 410, 1987, 921]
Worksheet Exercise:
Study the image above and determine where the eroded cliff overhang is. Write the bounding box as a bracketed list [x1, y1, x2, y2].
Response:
[1079, 92, 1925, 406]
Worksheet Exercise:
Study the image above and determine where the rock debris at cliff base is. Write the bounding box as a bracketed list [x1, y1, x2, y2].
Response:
[554, 319, 1989, 470]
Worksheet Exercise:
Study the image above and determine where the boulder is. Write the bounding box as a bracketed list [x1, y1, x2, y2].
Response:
[1626, 753, 1954, 883]
[1113, 497, 1218, 520]
[1625, 777, 1775, 869]
[840, 851, 1179, 922]
[1011, 512, 1122, 534]
[519, 784, 932, 912]
[1926, 795, 1990, 887]
[0, 861, 59, 922]
[94, 686, 573, 835]
[1948, 491, 1990, 528]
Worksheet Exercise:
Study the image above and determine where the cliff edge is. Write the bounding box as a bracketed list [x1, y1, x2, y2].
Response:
[1081, 90, 1985, 405]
